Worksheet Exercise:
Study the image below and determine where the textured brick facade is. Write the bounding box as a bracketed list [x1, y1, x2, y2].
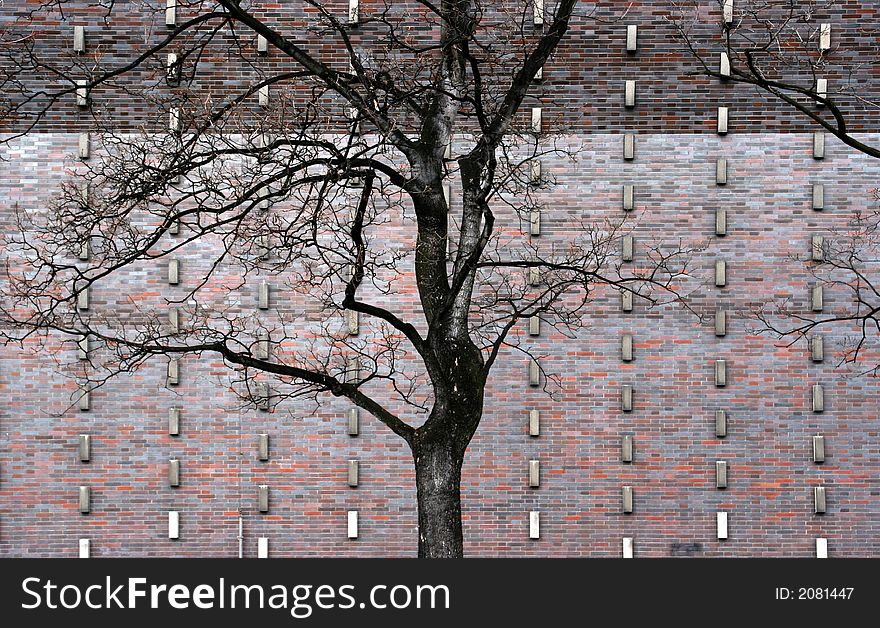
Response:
[1, 1, 879, 557]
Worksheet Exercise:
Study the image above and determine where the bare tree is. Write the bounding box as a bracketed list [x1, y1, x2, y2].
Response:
[671, 0, 880, 375]
[0, 1, 694, 556]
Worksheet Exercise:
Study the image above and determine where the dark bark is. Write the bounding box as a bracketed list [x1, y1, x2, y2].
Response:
[414, 438, 466, 558]
[411, 335, 485, 557]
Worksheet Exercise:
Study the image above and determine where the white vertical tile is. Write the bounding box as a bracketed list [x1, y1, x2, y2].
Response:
[165, 0, 177, 27]
[529, 511, 540, 539]
[168, 511, 179, 539]
[717, 511, 728, 539]
[819, 23, 831, 51]
[347, 510, 358, 539]
[722, 0, 734, 24]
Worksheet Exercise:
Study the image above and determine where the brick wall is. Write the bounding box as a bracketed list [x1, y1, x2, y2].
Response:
[1, 1, 879, 557]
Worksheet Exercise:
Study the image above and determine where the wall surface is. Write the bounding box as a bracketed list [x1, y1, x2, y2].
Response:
[1, 1, 879, 557]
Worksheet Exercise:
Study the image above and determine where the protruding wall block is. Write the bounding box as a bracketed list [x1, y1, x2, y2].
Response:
[258, 281, 270, 309]
[533, 0, 544, 26]
[258, 85, 269, 107]
[622, 184, 634, 211]
[347, 460, 359, 487]
[621, 290, 633, 312]
[624, 80, 636, 108]
[715, 309, 727, 337]
[79, 486, 90, 513]
[811, 285, 824, 311]
[528, 358, 540, 387]
[169, 407, 180, 436]
[73, 25, 86, 53]
[256, 34, 268, 55]
[529, 159, 541, 186]
[626, 25, 637, 52]
[715, 460, 728, 489]
[165, 0, 177, 27]
[258, 484, 270, 512]
[256, 330, 269, 360]
[77, 286, 89, 311]
[168, 459, 180, 487]
[528, 316, 540, 336]
[346, 309, 360, 336]
[528, 409, 540, 437]
[715, 409, 727, 438]
[811, 336, 824, 362]
[812, 435, 826, 463]
[78, 388, 90, 412]
[621, 384, 633, 412]
[621, 333, 633, 362]
[715, 260, 727, 287]
[715, 208, 727, 236]
[347, 510, 358, 539]
[347, 407, 359, 436]
[258, 537, 269, 558]
[623, 133, 634, 160]
[816, 78, 828, 103]
[814, 486, 826, 514]
[167, 358, 179, 386]
[79, 538, 90, 558]
[621, 434, 633, 463]
[79, 239, 90, 260]
[719, 51, 730, 78]
[722, 0, 734, 23]
[812, 384, 824, 412]
[811, 234, 826, 262]
[529, 511, 540, 539]
[76, 80, 88, 107]
[169, 107, 181, 134]
[717, 511, 728, 539]
[819, 23, 831, 51]
[258, 433, 270, 461]
[529, 209, 541, 236]
[812, 183, 824, 210]
[168, 511, 179, 539]
[813, 132, 825, 159]
[256, 383, 270, 411]
[78, 434, 91, 462]
[166, 53, 180, 83]
[168, 259, 179, 285]
[621, 235, 634, 262]
[622, 486, 633, 513]
[345, 358, 360, 384]
[716, 158, 728, 185]
[78, 132, 90, 160]
[77, 335, 89, 360]
[531, 107, 542, 134]
[816, 538, 828, 558]
[717, 107, 728, 135]
[529, 266, 541, 287]
[623, 537, 634, 558]
[348, 0, 359, 24]
[168, 307, 180, 334]
[528, 460, 540, 487]
[715, 359, 727, 387]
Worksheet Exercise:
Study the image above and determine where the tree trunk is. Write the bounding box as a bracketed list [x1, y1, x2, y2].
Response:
[414, 439, 465, 558]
